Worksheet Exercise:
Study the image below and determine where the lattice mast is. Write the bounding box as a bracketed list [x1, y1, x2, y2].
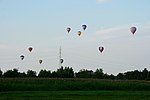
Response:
[59, 46, 62, 68]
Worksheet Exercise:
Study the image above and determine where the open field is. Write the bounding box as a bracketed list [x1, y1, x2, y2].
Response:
[0, 78, 150, 91]
[0, 78, 150, 99]
[0, 91, 150, 100]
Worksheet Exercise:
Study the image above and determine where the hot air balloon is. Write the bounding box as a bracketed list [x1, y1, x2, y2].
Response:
[20, 55, 24, 60]
[82, 24, 87, 30]
[99, 46, 104, 53]
[67, 27, 71, 33]
[77, 31, 81, 36]
[130, 26, 137, 35]
[60, 58, 64, 64]
[28, 47, 33, 52]
[39, 60, 43, 64]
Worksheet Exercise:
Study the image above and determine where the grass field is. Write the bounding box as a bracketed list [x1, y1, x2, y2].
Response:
[1, 78, 150, 91]
[0, 78, 150, 99]
[0, 91, 150, 100]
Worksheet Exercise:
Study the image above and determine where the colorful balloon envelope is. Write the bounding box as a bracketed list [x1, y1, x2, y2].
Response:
[77, 31, 81, 36]
[20, 55, 24, 60]
[39, 60, 43, 64]
[28, 47, 33, 52]
[130, 26, 137, 34]
[60, 58, 64, 64]
[99, 46, 104, 53]
[82, 24, 87, 30]
[67, 27, 71, 33]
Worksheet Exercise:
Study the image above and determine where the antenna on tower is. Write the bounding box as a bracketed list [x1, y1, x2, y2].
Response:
[59, 46, 62, 68]
[59, 46, 64, 68]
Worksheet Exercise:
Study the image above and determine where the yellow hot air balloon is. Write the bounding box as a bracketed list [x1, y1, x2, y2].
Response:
[77, 31, 81, 36]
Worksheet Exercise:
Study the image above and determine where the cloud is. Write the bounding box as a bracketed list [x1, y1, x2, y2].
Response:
[96, 26, 125, 34]
[96, 0, 112, 3]
[0, 43, 20, 52]
[95, 23, 150, 40]
[95, 26, 128, 40]
[0, 44, 9, 49]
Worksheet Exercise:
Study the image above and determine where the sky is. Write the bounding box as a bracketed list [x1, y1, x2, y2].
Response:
[0, 0, 150, 75]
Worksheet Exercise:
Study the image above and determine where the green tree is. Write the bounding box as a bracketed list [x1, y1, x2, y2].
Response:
[103, 73, 109, 79]
[57, 66, 64, 78]
[133, 70, 141, 80]
[38, 69, 51, 77]
[124, 71, 133, 80]
[147, 72, 150, 80]
[93, 68, 104, 79]
[55, 66, 74, 78]
[117, 73, 124, 80]
[142, 68, 148, 80]
[3, 68, 19, 77]
[0, 69, 2, 77]
[19, 72, 27, 77]
[51, 71, 58, 77]
[12, 68, 19, 77]
[63, 67, 74, 78]
[75, 69, 94, 78]
[109, 74, 115, 80]
[27, 70, 36, 77]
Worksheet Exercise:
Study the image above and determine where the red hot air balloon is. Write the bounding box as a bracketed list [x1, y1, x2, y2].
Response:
[130, 26, 137, 35]
[28, 47, 33, 52]
[67, 27, 71, 33]
[99, 46, 104, 53]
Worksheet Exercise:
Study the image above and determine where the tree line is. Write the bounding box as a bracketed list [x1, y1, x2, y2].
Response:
[0, 67, 150, 80]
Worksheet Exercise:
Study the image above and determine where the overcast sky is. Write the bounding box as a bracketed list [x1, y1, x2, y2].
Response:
[0, 0, 150, 75]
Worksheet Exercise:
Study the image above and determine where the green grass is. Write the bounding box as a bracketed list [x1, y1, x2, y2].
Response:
[0, 91, 150, 100]
[0, 78, 150, 91]
[1, 78, 150, 100]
